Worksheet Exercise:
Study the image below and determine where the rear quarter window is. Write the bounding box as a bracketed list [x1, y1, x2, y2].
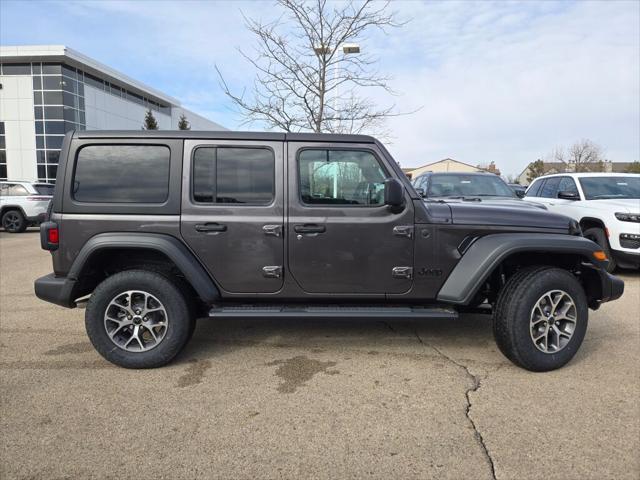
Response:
[526, 179, 543, 197]
[73, 145, 170, 203]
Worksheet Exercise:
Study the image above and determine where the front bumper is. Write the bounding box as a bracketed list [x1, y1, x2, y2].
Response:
[600, 271, 625, 303]
[611, 250, 640, 270]
[34, 273, 77, 308]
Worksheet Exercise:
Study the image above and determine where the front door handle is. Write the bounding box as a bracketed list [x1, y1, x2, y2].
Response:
[195, 223, 227, 233]
[294, 224, 326, 234]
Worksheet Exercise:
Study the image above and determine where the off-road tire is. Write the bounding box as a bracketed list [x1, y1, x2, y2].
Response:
[2, 209, 27, 233]
[583, 227, 616, 272]
[85, 270, 195, 368]
[493, 266, 588, 372]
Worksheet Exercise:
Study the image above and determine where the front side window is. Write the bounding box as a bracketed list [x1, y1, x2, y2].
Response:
[192, 147, 274, 205]
[558, 177, 579, 196]
[73, 145, 170, 203]
[298, 149, 387, 206]
[539, 177, 561, 198]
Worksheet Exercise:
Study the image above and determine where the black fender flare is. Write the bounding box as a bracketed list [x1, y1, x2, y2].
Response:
[69, 232, 220, 303]
[436, 233, 605, 305]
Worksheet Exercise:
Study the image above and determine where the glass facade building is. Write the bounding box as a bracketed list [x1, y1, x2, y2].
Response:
[0, 46, 225, 183]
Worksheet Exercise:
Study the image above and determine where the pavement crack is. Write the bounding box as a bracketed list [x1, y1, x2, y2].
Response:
[414, 329, 497, 480]
[379, 320, 397, 333]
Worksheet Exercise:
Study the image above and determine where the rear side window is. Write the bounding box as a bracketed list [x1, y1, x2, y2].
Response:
[539, 177, 561, 198]
[73, 145, 170, 203]
[525, 179, 543, 197]
[34, 184, 55, 195]
[192, 147, 274, 205]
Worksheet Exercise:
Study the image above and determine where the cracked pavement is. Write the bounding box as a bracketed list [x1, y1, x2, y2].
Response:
[2, 231, 639, 479]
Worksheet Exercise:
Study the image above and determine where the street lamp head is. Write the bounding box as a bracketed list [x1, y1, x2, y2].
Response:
[313, 45, 331, 55]
[342, 43, 361, 54]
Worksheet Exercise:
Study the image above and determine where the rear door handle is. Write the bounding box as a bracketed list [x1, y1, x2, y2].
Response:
[294, 224, 326, 234]
[195, 223, 227, 233]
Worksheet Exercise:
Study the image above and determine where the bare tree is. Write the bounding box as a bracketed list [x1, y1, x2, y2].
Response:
[549, 139, 605, 172]
[217, 0, 407, 136]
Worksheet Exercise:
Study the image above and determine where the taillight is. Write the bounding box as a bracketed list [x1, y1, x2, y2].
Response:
[40, 222, 59, 251]
[26, 196, 51, 201]
[48, 227, 59, 244]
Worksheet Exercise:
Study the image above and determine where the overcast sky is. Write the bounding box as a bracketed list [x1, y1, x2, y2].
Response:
[1, 0, 638, 176]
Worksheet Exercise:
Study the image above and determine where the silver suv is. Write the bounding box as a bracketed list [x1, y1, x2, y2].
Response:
[0, 181, 54, 233]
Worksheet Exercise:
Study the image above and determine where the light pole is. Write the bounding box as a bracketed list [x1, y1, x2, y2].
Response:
[314, 43, 361, 130]
[313, 43, 361, 198]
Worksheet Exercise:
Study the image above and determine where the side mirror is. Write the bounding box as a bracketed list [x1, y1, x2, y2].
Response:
[515, 190, 525, 199]
[384, 178, 405, 207]
[415, 187, 426, 197]
[558, 190, 579, 200]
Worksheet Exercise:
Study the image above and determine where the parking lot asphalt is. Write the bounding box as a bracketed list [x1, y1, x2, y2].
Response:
[1, 230, 638, 480]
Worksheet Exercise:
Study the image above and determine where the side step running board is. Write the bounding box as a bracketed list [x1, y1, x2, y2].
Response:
[208, 305, 458, 319]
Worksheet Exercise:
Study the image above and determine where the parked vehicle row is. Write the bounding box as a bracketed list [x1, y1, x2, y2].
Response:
[0, 181, 53, 233]
[34, 130, 623, 372]
[524, 173, 640, 272]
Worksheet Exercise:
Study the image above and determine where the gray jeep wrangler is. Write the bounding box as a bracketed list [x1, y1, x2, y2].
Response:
[35, 131, 624, 371]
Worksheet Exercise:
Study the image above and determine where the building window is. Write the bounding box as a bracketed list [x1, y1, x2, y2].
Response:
[73, 145, 171, 203]
[30, 62, 87, 183]
[0, 122, 6, 180]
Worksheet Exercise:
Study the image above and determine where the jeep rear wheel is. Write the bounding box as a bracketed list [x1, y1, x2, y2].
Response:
[493, 266, 588, 372]
[85, 270, 194, 368]
[2, 210, 27, 233]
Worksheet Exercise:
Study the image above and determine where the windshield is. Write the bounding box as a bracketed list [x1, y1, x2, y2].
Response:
[427, 174, 516, 198]
[579, 177, 640, 200]
[33, 184, 55, 195]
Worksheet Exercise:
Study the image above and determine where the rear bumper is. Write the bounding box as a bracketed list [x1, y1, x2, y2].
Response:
[34, 273, 77, 308]
[26, 212, 47, 225]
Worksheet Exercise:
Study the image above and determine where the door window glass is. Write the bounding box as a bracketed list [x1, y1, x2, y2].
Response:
[298, 149, 387, 205]
[73, 145, 170, 203]
[4, 184, 29, 196]
[558, 177, 579, 196]
[525, 179, 543, 197]
[539, 177, 561, 198]
[192, 147, 274, 205]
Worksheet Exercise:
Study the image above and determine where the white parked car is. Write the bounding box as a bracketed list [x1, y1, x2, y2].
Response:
[525, 173, 640, 271]
[0, 181, 54, 233]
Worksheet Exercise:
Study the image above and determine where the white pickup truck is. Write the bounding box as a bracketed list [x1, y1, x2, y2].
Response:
[525, 173, 640, 271]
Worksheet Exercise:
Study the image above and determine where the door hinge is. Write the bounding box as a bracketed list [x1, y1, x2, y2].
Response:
[393, 225, 414, 238]
[262, 266, 283, 278]
[392, 266, 413, 279]
[262, 224, 283, 237]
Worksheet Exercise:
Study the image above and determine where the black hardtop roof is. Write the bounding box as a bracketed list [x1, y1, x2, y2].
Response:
[73, 130, 376, 144]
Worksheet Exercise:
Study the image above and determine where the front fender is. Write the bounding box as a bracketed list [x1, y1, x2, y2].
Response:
[436, 233, 607, 305]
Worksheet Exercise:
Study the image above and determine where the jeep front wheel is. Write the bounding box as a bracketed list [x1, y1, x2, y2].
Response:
[493, 266, 588, 372]
[85, 270, 194, 368]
